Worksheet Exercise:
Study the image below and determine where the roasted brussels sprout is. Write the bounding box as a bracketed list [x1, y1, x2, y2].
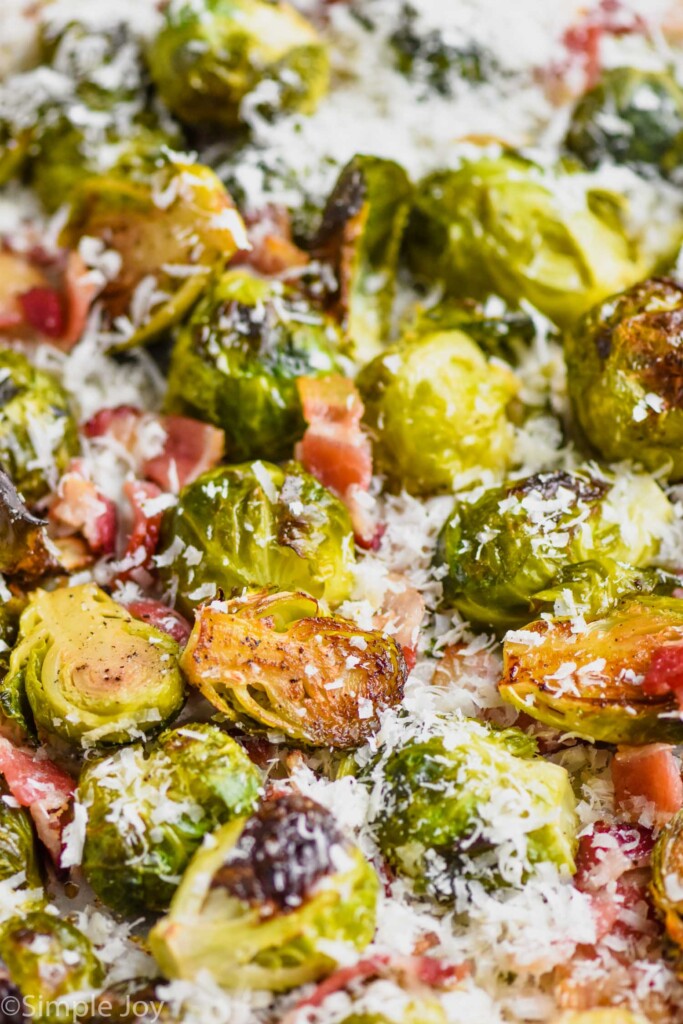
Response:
[157, 462, 355, 614]
[564, 67, 683, 177]
[147, 0, 329, 127]
[165, 268, 343, 462]
[60, 155, 247, 349]
[181, 590, 406, 748]
[150, 793, 379, 990]
[501, 596, 683, 744]
[0, 349, 78, 504]
[358, 327, 518, 494]
[79, 722, 261, 913]
[0, 911, 103, 1023]
[0, 470, 55, 581]
[390, 2, 495, 94]
[651, 808, 683, 962]
[312, 155, 412, 363]
[0, 798, 43, 908]
[406, 154, 648, 326]
[436, 468, 672, 630]
[407, 298, 536, 363]
[565, 278, 683, 478]
[368, 717, 577, 896]
[1, 584, 185, 747]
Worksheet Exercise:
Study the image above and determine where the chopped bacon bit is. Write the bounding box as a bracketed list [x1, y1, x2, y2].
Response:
[612, 744, 683, 826]
[60, 251, 99, 349]
[643, 644, 683, 707]
[84, 405, 143, 449]
[49, 462, 117, 555]
[126, 599, 191, 646]
[0, 250, 46, 330]
[143, 415, 225, 493]
[0, 737, 75, 865]
[117, 480, 165, 584]
[433, 643, 501, 690]
[574, 822, 654, 894]
[374, 575, 425, 672]
[19, 286, 64, 338]
[232, 204, 308, 276]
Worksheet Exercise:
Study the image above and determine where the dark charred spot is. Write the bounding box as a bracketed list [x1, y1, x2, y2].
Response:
[0, 380, 21, 407]
[510, 470, 608, 505]
[313, 166, 367, 248]
[595, 328, 613, 360]
[210, 793, 345, 914]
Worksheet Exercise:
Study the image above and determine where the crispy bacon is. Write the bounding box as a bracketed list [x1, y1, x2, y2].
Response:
[374, 576, 425, 672]
[126, 599, 192, 646]
[232, 204, 308, 277]
[60, 251, 99, 348]
[0, 737, 75, 864]
[49, 461, 117, 555]
[117, 480, 165, 583]
[612, 744, 683, 826]
[643, 644, 683, 707]
[19, 287, 64, 338]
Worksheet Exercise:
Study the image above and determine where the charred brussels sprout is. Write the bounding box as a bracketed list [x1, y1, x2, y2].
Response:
[436, 468, 672, 630]
[148, 0, 329, 128]
[369, 718, 577, 896]
[181, 590, 406, 748]
[157, 462, 355, 614]
[651, 809, 683, 965]
[0, 799, 43, 911]
[1, 584, 185, 747]
[0, 470, 55, 581]
[312, 155, 412, 363]
[564, 67, 683, 177]
[501, 596, 683, 744]
[406, 154, 647, 326]
[60, 155, 247, 349]
[0, 349, 78, 504]
[0, 911, 103, 1023]
[79, 722, 261, 913]
[358, 327, 518, 494]
[165, 268, 342, 462]
[407, 298, 536, 364]
[565, 278, 683, 478]
[150, 793, 379, 990]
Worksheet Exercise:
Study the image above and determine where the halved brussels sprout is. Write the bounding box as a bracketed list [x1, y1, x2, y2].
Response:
[407, 298, 536, 364]
[150, 793, 379, 991]
[165, 268, 343, 462]
[357, 327, 518, 494]
[312, 155, 412, 364]
[368, 717, 577, 897]
[436, 467, 672, 630]
[181, 590, 406, 748]
[79, 722, 261, 913]
[651, 808, 683, 963]
[0, 911, 104, 1024]
[157, 461, 355, 614]
[1, 583, 185, 747]
[406, 154, 648, 326]
[564, 67, 683, 177]
[0, 798, 43, 906]
[0, 349, 79, 504]
[147, 0, 329, 127]
[565, 278, 683, 478]
[0, 470, 55, 581]
[501, 596, 683, 744]
[60, 154, 247, 349]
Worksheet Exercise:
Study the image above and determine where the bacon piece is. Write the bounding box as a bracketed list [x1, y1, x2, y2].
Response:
[574, 822, 653, 894]
[18, 287, 64, 338]
[117, 480, 166, 584]
[60, 251, 99, 348]
[126, 599, 192, 646]
[143, 416, 225, 493]
[0, 250, 46, 329]
[0, 737, 75, 864]
[232, 204, 308, 277]
[612, 744, 683, 826]
[49, 462, 117, 555]
[85, 407, 225, 493]
[374, 576, 425, 672]
[643, 644, 683, 707]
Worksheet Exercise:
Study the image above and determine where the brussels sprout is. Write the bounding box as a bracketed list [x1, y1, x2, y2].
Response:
[157, 462, 355, 614]
[0, 349, 79, 504]
[79, 722, 261, 913]
[0, 470, 55, 582]
[0, 799, 43, 906]
[60, 155, 247, 349]
[501, 596, 683, 744]
[1, 584, 185, 747]
[390, 2, 495, 94]
[312, 155, 412, 364]
[530, 558, 680, 622]
[147, 0, 329, 128]
[358, 327, 518, 494]
[0, 911, 103, 1024]
[564, 67, 683, 177]
[368, 718, 577, 896]
[651, 809, 683, 965]
[406, 154, 648, 326]
[181, 590, 406, 748]
[565, 277, 683, 478]
[165, 268, 343, 462]
[150, 793, 379, 990]
[408, 298, 536, 364]
[436, 468, 673, 630]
